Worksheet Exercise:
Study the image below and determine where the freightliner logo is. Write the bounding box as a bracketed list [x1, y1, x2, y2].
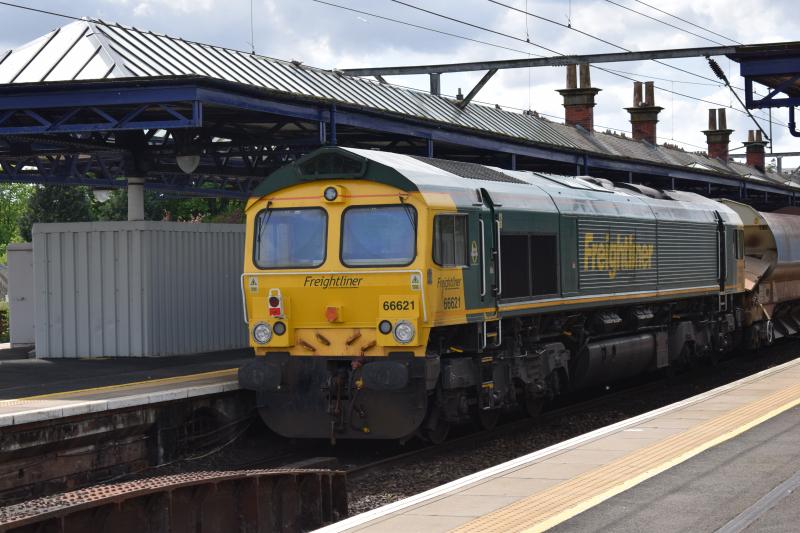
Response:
[303, 275, 363, 288]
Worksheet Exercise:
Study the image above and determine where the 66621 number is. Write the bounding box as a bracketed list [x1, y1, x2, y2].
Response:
[442, 296, 461, 310]
[383, 300, 415, 311]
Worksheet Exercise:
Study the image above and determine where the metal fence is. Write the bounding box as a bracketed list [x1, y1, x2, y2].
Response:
[33, 221, 247, 357]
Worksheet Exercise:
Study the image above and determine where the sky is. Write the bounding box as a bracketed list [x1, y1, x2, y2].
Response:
[1, 0, 798, 170]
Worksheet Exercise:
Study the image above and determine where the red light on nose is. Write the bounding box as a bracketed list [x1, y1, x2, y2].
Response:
[326, 307, 339, 323]
[269, 296, 280, 307]
[269, 307, 281, 317]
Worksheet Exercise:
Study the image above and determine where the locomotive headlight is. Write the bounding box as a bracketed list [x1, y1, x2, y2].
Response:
[253, 322, 272, 344]
[393, 320, 415, 344]
[378, 320, 392, 335]
[324, 186, 338, 201]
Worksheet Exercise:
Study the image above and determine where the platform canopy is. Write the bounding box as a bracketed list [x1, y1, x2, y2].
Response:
[0, 19, 797, 205]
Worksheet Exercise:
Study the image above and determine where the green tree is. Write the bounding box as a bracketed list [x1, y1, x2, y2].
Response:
[0, 183, 34, 261]
[18, 185, 95, 241]
[93, 189, 165, 221]
[14, 184, 244, 247]
[94, 188, 244, 223]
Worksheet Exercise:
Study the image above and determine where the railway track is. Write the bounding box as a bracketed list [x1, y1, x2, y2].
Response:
[345, 340, 800, 481]
[345, 378, 665, 476]
[3, 343, 798, 531]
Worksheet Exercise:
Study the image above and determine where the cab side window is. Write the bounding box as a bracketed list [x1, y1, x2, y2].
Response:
[433, 214, 468, 267]
[735, 229, 744, 259]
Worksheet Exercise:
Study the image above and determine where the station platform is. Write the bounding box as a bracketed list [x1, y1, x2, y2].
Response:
[323, 357, 800, 533]
[0, 349, 250, 427]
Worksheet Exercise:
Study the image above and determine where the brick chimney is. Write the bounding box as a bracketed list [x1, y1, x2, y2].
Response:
[703, 108, 733, 161]
[625, 81, 663, 144]
[557, 64, 601, 131]
[743, 129, 768, 172]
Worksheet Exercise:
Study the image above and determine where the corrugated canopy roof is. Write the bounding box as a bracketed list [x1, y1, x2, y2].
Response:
[0, 19, 578, 150]
[0, 18, 793, 188]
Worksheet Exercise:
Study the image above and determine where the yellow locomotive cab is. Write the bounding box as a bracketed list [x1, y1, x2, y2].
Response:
[242, 179, 432, 358]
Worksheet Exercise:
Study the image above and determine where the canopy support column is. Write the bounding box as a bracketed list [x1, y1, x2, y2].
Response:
[127, 177, 145, 221]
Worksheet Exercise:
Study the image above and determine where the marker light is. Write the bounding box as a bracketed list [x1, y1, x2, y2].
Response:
[378, 320, 393, 335]
[273, 321, 287, 336]
[268, 289, 284, 317]
[253, 323, 272, 344]
[393, 320, 415, 344]
[324, 186, 338, 201]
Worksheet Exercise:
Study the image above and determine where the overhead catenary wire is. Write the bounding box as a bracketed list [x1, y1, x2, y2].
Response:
[602, 0, 776, 132]
[630, 0, 743, 45]
[386, 0, 784, 127]
[602, 67, 721, 87]
[486, 0, 732, 88]
[388, 0, 563, 56]
[484, 0, 778, 126]
[0, 0, 276, 60]
[602, 0, 728, 46]
[603, 0, 776, 108]
[308, 0, 541, 58]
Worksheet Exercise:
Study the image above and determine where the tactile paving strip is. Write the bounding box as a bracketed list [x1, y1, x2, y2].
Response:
[454, 381, 800, 533]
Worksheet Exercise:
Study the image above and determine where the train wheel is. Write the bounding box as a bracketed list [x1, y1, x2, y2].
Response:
[523, 395, 545, 418]
[474, 408, 499, 431]
[422, 403, 450, 444]
[424, 419, 450, 444]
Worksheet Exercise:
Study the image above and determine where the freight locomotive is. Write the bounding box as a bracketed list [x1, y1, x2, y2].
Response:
[237, 146, 800, 442]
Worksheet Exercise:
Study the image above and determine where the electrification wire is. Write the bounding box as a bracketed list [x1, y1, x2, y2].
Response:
[630, 0, 743, 45]
[486, 0, 732, 88]
[486, 0, 781, 126]
[603, 0, 773, 99]
[388, 0, 563, 56]
[603, 0, 728, 46]
[600, 0, 774, 120]
[308, 0, 539, 58]
[0, 0, 547, 63]
[487, 0, 775, 123]
[387, 0, 782, 126]
[482, 0, 776, 128]
[602, 67, 720, 86]
[0, 1, 282, 60]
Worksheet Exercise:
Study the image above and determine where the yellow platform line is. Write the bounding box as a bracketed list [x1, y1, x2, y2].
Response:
[453, 380, 800, 533]
[2, 368, 238, 404]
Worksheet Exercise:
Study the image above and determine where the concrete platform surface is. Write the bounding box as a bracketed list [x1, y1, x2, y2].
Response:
[0, 349, 251, 399]
[319, 357, 800, 533]
[0, 349, 251, 427]
[552, 405, 800, 533]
